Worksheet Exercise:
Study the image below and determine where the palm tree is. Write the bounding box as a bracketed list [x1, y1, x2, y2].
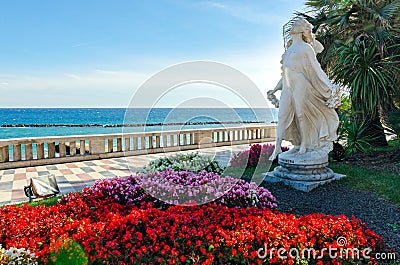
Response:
[295, 0, 400, 146]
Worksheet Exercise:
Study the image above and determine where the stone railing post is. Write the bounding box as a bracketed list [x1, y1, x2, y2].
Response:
[125, 138, 131, 151]
[25, 144, 33, 160]
[0, 125, 276, 169]
[59, 142, 66, 157]
[37, 143, 45, 159]
[197, 131, 213, 149]
[162, 134, 168, 148]
[48, 142, 56, 158]
[90, 139, 105, 155]
[69, 141, 76, 156]
[0, 146, 9, 162]
[117, 138, 122, 152]
[13, 144, 21, 161]
[80, 140, 85, 155]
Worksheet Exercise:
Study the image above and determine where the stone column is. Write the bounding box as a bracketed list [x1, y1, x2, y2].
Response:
[90, 139, 104, 155]
[80, 140, 85, 155]
[25, 144, 33, 160]
[36, 143, 44, 159]
[107, 139, 113, 152]
[117, 138, 122, 152]
[69, 141, 76, 156]
[13, 144, 21, 161]
[125, 138, 131, 151]
[197, 131, 213, 149]
[59, 142, 66, 157]
[155, 135, 160, 148]
[48, 143, 56, 158]
[0, 146, 9, 162]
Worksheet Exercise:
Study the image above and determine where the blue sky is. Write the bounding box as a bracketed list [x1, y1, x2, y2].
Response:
[0, 0, 306, 107]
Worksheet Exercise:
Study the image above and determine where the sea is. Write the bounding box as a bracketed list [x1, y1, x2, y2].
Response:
[0, 108, 278, 139]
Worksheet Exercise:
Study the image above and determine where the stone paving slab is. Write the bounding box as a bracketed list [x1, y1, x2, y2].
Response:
[0, 143, 257, 205]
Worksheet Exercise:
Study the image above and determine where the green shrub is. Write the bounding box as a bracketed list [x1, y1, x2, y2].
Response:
[387, 110, 400, 138]
[48, 238, 88, 265]
[337, 111, 378, 154]
[338, 94, 351, 113]
[142, 152, 225, 174]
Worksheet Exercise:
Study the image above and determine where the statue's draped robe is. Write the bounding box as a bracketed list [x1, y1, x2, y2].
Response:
[277, 42, 339, 148]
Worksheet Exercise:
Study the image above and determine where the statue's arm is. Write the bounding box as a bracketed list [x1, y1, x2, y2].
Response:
[269, 78, 282, 93]
[267, 79, 282, 108]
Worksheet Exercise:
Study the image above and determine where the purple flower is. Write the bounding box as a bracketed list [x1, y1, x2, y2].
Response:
[75, 170, 277, 210]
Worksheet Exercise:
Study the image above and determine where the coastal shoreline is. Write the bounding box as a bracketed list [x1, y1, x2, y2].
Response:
[1, 120, 276, 128]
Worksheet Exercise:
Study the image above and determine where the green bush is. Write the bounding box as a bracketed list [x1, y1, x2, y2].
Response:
[142, 152, 225, 174]
[337, 111, 378, 154]
[48, 238, 88, 265]
[387, 110, 400, 138]
[338, 94, 351, 113]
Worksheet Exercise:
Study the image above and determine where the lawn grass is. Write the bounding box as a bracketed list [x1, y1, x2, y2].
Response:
[11, 195, 62, 208]
[330, 165, 400, 206]
[231, 162, 400, 206]
[27, 195, 62, 207]
[224, 140, 400, 206]
[223, 164, 274, 182]
[329, 139, 399, 205]
[368, 138, 400, 152]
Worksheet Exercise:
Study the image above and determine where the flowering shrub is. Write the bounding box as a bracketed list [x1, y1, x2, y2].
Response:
[230, 144, 289, 169]
[0, 244, 38, 265]
[0, 199, 389, 264]
[80, 175, 145, 205]
[143, 152, 225, 174]
[48, 237, 88, 265]
[77, 170, 277, 209]
[0, 147, 392, 264]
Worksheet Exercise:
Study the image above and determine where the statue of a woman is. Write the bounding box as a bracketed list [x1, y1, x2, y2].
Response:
[269, 18, 340, 160]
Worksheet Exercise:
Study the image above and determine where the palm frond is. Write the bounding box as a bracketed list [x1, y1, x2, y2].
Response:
[379, 0, 400, 20]
[331, 36, 399, 115]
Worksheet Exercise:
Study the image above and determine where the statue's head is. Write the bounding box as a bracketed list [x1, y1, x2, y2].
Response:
[290, 18, 313, 35]
[286, 18, 324, 53]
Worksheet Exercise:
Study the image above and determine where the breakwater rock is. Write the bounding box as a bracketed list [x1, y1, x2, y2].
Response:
[1, 121, 265, 128]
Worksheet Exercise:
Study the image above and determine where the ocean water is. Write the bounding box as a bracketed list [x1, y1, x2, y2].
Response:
[0, 108, 278, 139]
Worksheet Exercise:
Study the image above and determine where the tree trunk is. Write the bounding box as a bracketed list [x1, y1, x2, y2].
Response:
[360, 111, 388, 147]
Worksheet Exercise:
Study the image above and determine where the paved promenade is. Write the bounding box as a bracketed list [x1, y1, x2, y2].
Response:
[0, 144, 257, 205]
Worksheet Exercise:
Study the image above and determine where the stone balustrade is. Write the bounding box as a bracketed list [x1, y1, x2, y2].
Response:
[0, 125, 276, 169]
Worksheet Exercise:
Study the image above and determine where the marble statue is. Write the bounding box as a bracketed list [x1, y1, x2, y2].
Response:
[263, 18, 345, 192]
[268, 18, 340, 161]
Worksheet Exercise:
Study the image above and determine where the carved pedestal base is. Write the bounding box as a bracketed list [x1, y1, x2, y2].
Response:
[262, 146, 345, 192]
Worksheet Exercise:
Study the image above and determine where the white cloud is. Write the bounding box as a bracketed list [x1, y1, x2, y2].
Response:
[0, 69, 152, 107]
[198, 1, 288, 26]
[5, 70, 148, 91]
[93, 69, 120, 75]
[71, 43, 87, 48]
[0, 44, 285, 108]
[65, 74, 82, 80]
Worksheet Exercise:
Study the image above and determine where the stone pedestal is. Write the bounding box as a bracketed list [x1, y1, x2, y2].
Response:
[263, 145, 345, 192]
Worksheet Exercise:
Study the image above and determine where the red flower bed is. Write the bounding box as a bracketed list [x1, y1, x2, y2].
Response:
[230, 144, 290, 168]
[0, 192, 388, 264]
